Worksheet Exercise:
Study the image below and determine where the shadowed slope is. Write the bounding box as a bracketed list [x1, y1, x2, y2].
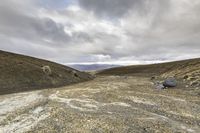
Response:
[0, 50, 93, 95]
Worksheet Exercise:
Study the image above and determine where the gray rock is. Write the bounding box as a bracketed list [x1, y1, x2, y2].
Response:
[155, 84, 165, 89]
[163, 77, 177, 87]
[190, 81, 199, 87]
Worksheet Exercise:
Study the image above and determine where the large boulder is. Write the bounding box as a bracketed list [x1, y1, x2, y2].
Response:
[163, 77, 177, 87]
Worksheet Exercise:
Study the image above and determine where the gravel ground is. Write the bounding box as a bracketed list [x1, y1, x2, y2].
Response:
[0, 76, 200, 133]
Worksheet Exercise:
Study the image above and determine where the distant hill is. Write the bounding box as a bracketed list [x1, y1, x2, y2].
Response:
[0, 50, 93, 95]
[98, 58, 200, 87]
[69, 64, 121, 71]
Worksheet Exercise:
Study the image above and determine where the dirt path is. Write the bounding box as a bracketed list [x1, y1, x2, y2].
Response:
[0, 76, 200, 133]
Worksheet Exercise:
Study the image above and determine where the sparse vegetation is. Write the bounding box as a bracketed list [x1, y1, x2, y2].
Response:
[98, 58, 200, 88]
[0, 50, 93, 95]
[1, 75, 200, 132]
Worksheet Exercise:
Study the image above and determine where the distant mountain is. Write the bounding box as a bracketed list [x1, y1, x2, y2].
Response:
[69, 64, 121, 71]
[0, 50, 93, 95]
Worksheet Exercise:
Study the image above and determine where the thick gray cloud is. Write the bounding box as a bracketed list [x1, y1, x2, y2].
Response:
[0, 1, 71, 47]
[78, 0, 200, 58]
[0, 0, 200, 65]
[79, 0, 144, 18]
[79, 0, 170, 19]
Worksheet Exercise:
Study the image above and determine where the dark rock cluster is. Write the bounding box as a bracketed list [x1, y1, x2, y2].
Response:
[152, 77, 177, 90]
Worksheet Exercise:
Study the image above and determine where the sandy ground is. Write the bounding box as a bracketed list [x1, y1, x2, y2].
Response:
[0, 76, 200, 133]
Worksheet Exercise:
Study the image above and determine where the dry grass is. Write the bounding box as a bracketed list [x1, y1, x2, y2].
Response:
[98, 58, 200, 88]
[98, 58, 200, 77]
[0, 50, 93, 95]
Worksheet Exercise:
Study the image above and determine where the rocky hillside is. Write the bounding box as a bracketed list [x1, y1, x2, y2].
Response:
[161, 59, 200, 87]
[98, 58, 200, 87]
[0, 50, 93, 95]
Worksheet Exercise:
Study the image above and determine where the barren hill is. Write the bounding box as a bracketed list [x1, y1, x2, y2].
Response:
[98, 58, 200, 76]
[0, 50, 93, 95]
[98, 58, 200, 87]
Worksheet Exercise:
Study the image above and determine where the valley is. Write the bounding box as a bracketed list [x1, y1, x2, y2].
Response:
[0, 75, 200, 133]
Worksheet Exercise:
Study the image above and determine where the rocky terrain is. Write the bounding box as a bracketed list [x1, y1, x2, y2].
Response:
[0, 56, 200, 132]
[161, 59, 200, 88]
[0, 50, 93, 95]
[0, 75, 200, 133]
[99, 58, 200, 88]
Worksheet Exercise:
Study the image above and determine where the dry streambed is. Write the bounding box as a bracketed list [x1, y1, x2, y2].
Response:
[0, 76, 200, 133]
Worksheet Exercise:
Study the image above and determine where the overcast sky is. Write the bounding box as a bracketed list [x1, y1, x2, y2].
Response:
[0, 0, 200, 65]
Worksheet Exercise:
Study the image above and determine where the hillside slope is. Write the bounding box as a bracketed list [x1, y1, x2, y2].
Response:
[98, 58, 200, 87]
[0, 50, 93, 95]
[98, 58, 200, 76]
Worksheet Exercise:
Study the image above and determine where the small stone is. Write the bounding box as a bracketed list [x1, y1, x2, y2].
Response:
[190, 81, 199, 87]
[183, 75, 189, 79]
[155, 84, 165, 90]
[188, 77, 196, 81]
[151, 76, 156, 80]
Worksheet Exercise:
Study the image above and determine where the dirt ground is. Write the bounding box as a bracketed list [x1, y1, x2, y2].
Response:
[0, 75, 200, 133]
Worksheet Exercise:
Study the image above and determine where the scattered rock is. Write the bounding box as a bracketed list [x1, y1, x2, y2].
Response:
[190, 81, 199, 87]
[154, 81, 165, 89]
[72, 70, 79, 78]
[124, 76, 128, 79]
[42, 66, 52, 76]
[163, 77, 177, 87]
[151, 76, 156, 80]
[183, 75, 189, 79]
[155, 84, 165, 90]
[187, 77, 196, 81]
